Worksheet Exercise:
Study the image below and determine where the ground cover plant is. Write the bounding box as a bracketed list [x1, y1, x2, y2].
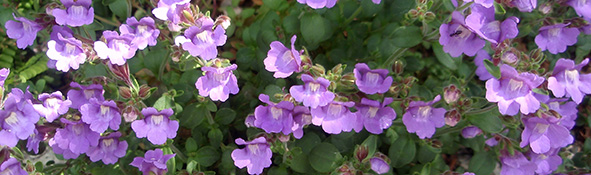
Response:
[0, 0, 591, 174]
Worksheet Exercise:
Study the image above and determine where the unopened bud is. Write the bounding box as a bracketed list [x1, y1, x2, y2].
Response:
[278, 135, 290, 142]
[25, 161, 35, 172]
[331, 64, 344, 75]
[215, 15, 231, 30]
[122, 106, 139, 122]
[402, 77, 416, 86]
[423, 11, 436, 21]
[340, 73, 356, 87]
[501, 51, 518, 64]
[107, 63, 132, 86]
[393, 61, 404, 74]
[171, 49, 183, 62]
[119, 86, 132, 99]
[444, 109, 461, 127]
[182, 10, 195, 24]
[300, 55, 312, 66]
[539, 3, 552, 14]
[355, 145, 369, 162]
[443, 84, 461, 104]
[529, 48, 544, 62]
[138, 84, 154, 99]
[310, 64, 325, 77]
[408, 9, 419, 19]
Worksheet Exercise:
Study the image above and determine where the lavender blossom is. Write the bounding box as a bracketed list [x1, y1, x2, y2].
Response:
[500, 150, 537, 175]
[51, 0, 94, 26]
[120, 17, 160, 50]
[52, 118, 100, 155]
[49, 138, 80, 159]
[311, 101, 362, 134]
[67, 82, 105, 109]
[356, 98, 396, 134]
[520, 115, 573, 154]
[465, 4, 520, 45]
[539, 96, 578, 130]
[152, 0, 191, 31]
[253, 94, 294, 135]
[372, 0, 381, 4]
[87, 132, 128, 164]
[33, 91, 71, 122]
[535, 23, 580, 54]
[474, 50, 493, 81]
[0, 158, 27, 175]
[354, 63, 393, 94]
[547, 58, 591, 104]
[0, 68, 8, 88]
[0, 88, 40, 147]
[511, 0, 537, 12]
[402, 95, 446, 139]
[130, 149, 175, 175]
[439, 12, 486, 57]
[80, 98, 121, 133]
[485, 64, 544, 115]
[291, 106, 312, 139]
[296, 0, 337, 9]
[175, 16, 227, 60]
[131, 108, 178, 145]
[568, 0, 591, 21]
[264, 35, 302, 78]
[4, 14, 43, 49]
[290, 74, 335, 108]
[46, 26, 86, 72]
[370, 157, 390, 174]
[530, 148, 562, 175]
[26, 127, 46, 154]
[461, 126, 483, 138]
[94, 30, 138, 65]
[194, 64, 239, 102]
[231, 137, 272, 175]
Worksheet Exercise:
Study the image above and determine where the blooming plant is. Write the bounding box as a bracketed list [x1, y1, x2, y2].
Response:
[0, 0, 591, 174]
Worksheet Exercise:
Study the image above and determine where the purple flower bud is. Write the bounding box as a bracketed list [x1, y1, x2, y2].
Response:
[33, 91, 71, 122]
[120, 17, 160, 50]
[296, 0, 337, 9]
[511, 0, 537, 12]
[372, 0, 381, 4]
[402, 95, 446, 139]
[485, 64, 544, 115]
[439, 12, 486, 57]
[0, 88, 40, 147]
[443, 85, 461, 104]
[51, 0, 94, 26]
[87, 132, 128, 164]
[264, 35, 302, 78]
[356, 98, 396, 134]
[0, 158, 27, 175]
[461, 126, 482, 138]
[175, 16, 227, 60]
[535, 23, 580, 54]
[500, 150, 537, 175]
[4, 14, 43, 49]
[311, 101, 362, 134]
[80, 98, 121, 133]
[289, 74, 335, 108]
[195, 64, 239, 102]
[370, 157, 390, 174]
[444, 109, 461, 127]
[254, 94, 295, 135]
[231, 137, 272, 175]
[354, 63, 393, 94]
[131, 108, 179, 145]
[130, 149, 175, 175]
[67, 82, 105, 109]
[94, 30, 138, 65]
[52, 118, 100, 155]
[46, 26, 86, 72]
[547, 58, 591, 104]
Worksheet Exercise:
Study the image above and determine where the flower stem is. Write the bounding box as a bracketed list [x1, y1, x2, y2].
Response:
[94, 15, 121, 27]
[169, 143, 188, 162]
[385, 47, 408, 71]
[344, 5, 363, 26]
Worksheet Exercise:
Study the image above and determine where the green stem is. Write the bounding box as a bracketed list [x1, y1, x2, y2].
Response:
[343, 5, 363, 26]
[94, 15, 120, 27]
[384, 48, 408, 71]
[464, 104, 497, 115]
[456, 2, 474, 12]
[169, 144, 188, 162]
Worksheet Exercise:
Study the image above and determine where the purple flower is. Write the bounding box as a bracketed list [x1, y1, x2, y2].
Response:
[87, 132, 128, 164]
[485, 135, 500, 146]
[264, 35, 302, 78]
[463, 173, 476, 175]
[541, 97, 578, 130]
[51, 0, 94, 26]
[500, 150, 537, 175]
[439, 12, 486, 57]
[0, 68, 8, 88]
[175, 16, 227, 60]
[80, 98, 121, 133]
[0, 158, 27, 175]
[120, 17, 160, 50]
[370, 157, 390, 174]
[485, 64, 544, 115]
[291, 106, 312, 139]
[464, 0, 494, 8]
[465, 5, 520, 45]
[254, 94, 294, 135]
[52, 118, 100, 155]
[4, 14, 43, 49]
[461, 126, 483, 138]
[46, 26, 86, 72]
[49, 138, 80, 159]
[290, 74, 335, 108]
[0, 88, 40, 147]
[245, 114, 256, 128]
[529, 148, 561, 175]
[474, 50, 493, 81]
[356, 98, 396, 134]
[296, 0, 337, 9]
[94, 30, 138, 65]
[27, 128, 44, 154]
[67, 82, 105, 109]
[130, 149, 175, 175]
[194, 64, 239, 102]
[152, 0, 191, 31]
[568, 0, 591, 21]
[33, 91, 71, 122]
[231, 137, 272, 175]
[547, 58, 591, 104]
[372, 0, 381, 4]
[511, 0, 537, 12]
[520, 115, 573, 154]
[311, 101, 362, 134]
[402, 95, 446, 139]
[535, 23, 580, 54]
[354, 63, 393, 94]
[131, 108, 178, 145]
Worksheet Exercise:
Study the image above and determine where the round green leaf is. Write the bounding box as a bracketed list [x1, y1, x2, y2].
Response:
[215, 108, 236, 125]
[195, 146, 220, 167]
[392, 26, 423, 48]
[388, 134, 416, 167]
[309, 143, 342, 173]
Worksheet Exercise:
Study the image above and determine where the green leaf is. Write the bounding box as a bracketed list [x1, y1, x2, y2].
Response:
[484, 59, 501, 79]
[179, 103, 205, 129]
[208, 128, 223, 146]
[300, 12, 331, 46]
[83, 64, 108, 79]
[468, 152, 495, 175]
[186, 138, 198, 152]
[392, 26, 423, 48]
[195, 146, 220, 167]
[309, 143, 342, 173]
[262, 0, 285, 10]
[205, 100, 217, 112]
[162, 147, 176, 175]
[153, 94, 174, 111]
[295, 132, 321, 154]
[494, 3, 506, 14]
[108, 0, 129, 19]
[289, 152, 312, 173]
[389, 133, 416, 168]
[467, 107, 503, 133]
[187, 160, 197, 174]
[417, 144, 437, 164]
[361, 135, 378, 160]
[433, 42, 459, 70]
[215, 108, 236, 125]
